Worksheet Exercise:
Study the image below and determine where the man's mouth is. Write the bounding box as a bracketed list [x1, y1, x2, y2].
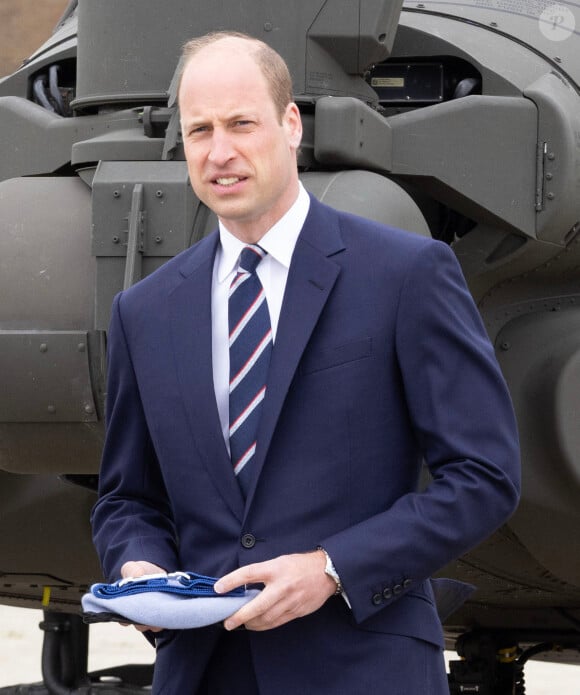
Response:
[215, 176, 244, 186]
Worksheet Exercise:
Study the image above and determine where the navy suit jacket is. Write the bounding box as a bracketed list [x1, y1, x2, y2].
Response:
[92, 196, 520, 692]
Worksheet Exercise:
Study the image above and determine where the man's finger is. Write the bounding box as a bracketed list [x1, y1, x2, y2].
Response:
[214, 562, 266, 594]
[121, 560, 166, 579]
[223, 588, 275, 630]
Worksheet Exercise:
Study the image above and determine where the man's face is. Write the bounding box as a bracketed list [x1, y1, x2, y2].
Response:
[179, 39, 302, 242]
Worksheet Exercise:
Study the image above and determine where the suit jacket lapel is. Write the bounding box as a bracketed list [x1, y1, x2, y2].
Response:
[243, 198, 345, 510]
[169, 233, 245, 521]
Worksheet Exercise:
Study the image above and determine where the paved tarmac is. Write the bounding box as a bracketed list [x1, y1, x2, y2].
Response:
[0, 605, 578, 691]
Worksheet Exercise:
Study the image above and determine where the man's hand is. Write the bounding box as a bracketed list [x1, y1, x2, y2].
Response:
[213, 550, 337, 631]
[120, 560, 166, 633]
[121, 560, 166, 580]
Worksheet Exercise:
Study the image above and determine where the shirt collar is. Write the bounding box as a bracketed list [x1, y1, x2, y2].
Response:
[216, 183, 310, 284]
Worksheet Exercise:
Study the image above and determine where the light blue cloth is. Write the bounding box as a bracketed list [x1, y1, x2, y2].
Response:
[81, 571, 260, 629]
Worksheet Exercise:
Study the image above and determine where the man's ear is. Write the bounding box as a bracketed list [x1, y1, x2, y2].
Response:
[284, 102, 303, 150]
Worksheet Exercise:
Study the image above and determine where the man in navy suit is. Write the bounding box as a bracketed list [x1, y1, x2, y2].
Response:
[92, 31, 520, 693]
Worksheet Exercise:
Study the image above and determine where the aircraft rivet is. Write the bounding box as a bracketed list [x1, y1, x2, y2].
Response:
[546, 173, 553, 180]
[84, 405, 94, 415]
[113, 190, 121, 198]
[555, 56, 562, 63]
[39, 343, 48, 353]
[547, 192, 555, 200]
[47, 405, 56, 414]
[155, 236, 163, 244]
[490, 22, 498, 27]
[156, 190, 164, 198]
[78, 343, 86, 352]
[500, 341, 511, 351]
[264, 22, 273, 31]
[112, 236, 120, 244]
[548, 152, 556, 160]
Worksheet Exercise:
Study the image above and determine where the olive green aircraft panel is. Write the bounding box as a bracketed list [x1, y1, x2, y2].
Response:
[73, 0, 400, 111]
[0, 177, 93, 329]
[395, 10, 567, 96]
[0, 471, 101, 605]
[314, 94, 539, 237]
[301, 170, 430, 237]
[0, 331, 97, 423]
[525, 72, 580, 245]
[0, 100, 152, 181]
[497, 307, 580, 586]
[404, 0, 580, 88]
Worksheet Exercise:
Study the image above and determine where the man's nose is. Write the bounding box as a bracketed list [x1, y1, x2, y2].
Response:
[208, 129, 235, 165]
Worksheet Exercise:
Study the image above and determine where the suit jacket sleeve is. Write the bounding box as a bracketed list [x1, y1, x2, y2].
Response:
[320, 240, 520, 624]
[91, 292, 179, 581]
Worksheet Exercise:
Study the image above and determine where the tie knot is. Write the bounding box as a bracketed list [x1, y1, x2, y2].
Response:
[238, 245, 266, 275]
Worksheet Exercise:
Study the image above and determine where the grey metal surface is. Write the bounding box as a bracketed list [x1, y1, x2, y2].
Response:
[0, 177, 93, 329]
[92, 161, 197, 259]
[91, 160, 210, 324]
[387, 95, 539, 236]
[0, 471, 101, 604]
[0, 331, 97, 423]
[497, 307, 580, 586]
[0, 102, 151, 181]
[73, 0, 401, 111]
[301, 170, 430, 237]
[402, 0, 580, 88]
[525, 72, 580, 244]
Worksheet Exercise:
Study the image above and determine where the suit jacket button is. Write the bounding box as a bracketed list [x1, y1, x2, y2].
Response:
[241, 533, 256, 549]
[403, 578, 412, 589]
[372, 593, 383, 606]
[382, 588, 392, 600]
[393, 583, 403, 595]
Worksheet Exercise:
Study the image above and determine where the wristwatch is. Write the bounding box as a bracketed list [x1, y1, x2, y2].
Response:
[318, 547, 343, 595]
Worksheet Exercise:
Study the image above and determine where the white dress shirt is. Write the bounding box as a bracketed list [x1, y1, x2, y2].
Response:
[211, 183, 310, 450]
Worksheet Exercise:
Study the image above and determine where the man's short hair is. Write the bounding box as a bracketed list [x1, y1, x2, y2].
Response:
[178, 31, 294, 122]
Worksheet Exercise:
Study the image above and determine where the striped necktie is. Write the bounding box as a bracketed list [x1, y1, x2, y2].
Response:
[228, 245, 273, 493]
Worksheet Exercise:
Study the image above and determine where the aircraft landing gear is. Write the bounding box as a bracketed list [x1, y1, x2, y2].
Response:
[448, 631, 520, 695]
[0, 611, 153, 694]
[448, 630, 580, 695]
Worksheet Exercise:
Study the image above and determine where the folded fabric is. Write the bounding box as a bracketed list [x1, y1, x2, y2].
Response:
[81, 571, 260, 629]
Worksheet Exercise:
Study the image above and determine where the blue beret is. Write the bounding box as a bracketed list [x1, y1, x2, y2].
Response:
[81, 571, 260, 629]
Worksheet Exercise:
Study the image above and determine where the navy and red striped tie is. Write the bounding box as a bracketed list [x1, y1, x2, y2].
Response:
[228, 245, 272, 494]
